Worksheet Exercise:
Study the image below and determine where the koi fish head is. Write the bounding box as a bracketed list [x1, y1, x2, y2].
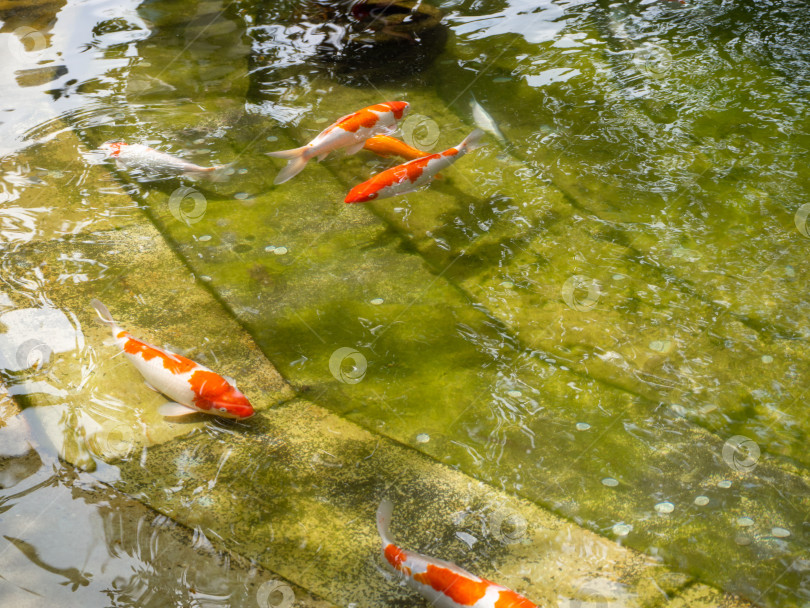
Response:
[190, 370, 255, 419]
[344, 181, 380, 203]
[100, 141, 125, 157]
[210, 390, 255, 420]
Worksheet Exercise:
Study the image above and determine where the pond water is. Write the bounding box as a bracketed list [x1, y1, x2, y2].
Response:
[1, 0, 809, 606]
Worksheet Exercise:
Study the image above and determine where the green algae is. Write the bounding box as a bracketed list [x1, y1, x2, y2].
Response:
[114, 398, 722, 608]
[2, 0, 809, 605]
[54, 2, 806, 603]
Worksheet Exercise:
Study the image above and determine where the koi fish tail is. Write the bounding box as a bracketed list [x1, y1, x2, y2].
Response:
[267, 146, 311, 185]
[376, 498, 396, 546]
[459, 129, 485, 153]
[189, 162, 235, 183]
[90, 299, 115, 325]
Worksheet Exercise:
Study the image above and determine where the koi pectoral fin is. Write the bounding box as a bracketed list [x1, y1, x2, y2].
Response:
[158, 403, 199, 417]
[345, 141, 366, 155]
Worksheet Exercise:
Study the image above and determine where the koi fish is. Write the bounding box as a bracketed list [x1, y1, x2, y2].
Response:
[470, 97, 506, 143]
[100, 142, 231, 180]
[345, 129, 483, 203]
[376, 500, 538, 608]
[91, 299, 254, 420]
[267, 101, 410, 184]
[363, 135, 430, 161]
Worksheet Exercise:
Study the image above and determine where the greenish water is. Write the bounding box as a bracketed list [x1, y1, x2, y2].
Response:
[1, 0, 809, 606]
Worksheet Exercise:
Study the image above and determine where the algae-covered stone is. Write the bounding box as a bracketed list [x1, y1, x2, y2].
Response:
[0, 219, 293, 467]
[94, 81, 810, 608]
[0, 443, 332, 607]
[115, 398, 713, 608]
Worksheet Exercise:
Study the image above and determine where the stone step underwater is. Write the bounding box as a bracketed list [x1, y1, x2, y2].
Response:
[0, 128, 758, 607]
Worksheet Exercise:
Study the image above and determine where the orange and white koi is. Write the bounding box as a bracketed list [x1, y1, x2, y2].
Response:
[267, 101, 410, 184]
[376, 500, 538, 608]
[363, 134, 430, 161]
[100, 142, 230, 180]
[345, 129, 483, 203]
[91, 299, 254, 420]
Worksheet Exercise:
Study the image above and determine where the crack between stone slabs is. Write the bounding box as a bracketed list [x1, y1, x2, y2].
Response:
[437, 82, 808, 344]
[318, 154, 810, 494]
[23, 138, 810, 493]
[68, 164, 786, 608]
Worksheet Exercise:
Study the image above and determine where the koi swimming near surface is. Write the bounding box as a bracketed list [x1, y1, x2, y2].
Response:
[376, 499, 538, 608]
[100, 142, 232, 180]
[344, 129, 483, 203]
[267, 101, 410, 185]
[91, 299, 254, 420]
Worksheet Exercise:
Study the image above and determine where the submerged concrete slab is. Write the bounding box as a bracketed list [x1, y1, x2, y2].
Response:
[0, 138, 757, 607]
[77, 108, 810, 606]
[113, 398, 754, 608]
[0, 216, 293, 466]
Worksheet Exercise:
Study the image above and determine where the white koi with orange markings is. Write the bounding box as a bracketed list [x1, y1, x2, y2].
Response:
[267, 101, 410, 184]
[91, 299, 254, 420]
[100, 142, 230, 179]
[345, 129, 483, 203]
[376, 500, 538, 608]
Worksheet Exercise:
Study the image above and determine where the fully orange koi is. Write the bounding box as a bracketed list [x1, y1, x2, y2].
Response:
[267, 101, 410, 184]
[376, 500, 538, 608]
[345, 129, 483, 203]
[91, 299, 254, 419]
[363, 135, 430, 161]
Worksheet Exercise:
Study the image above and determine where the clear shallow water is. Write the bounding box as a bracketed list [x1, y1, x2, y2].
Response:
[1, 0, 810, 606]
